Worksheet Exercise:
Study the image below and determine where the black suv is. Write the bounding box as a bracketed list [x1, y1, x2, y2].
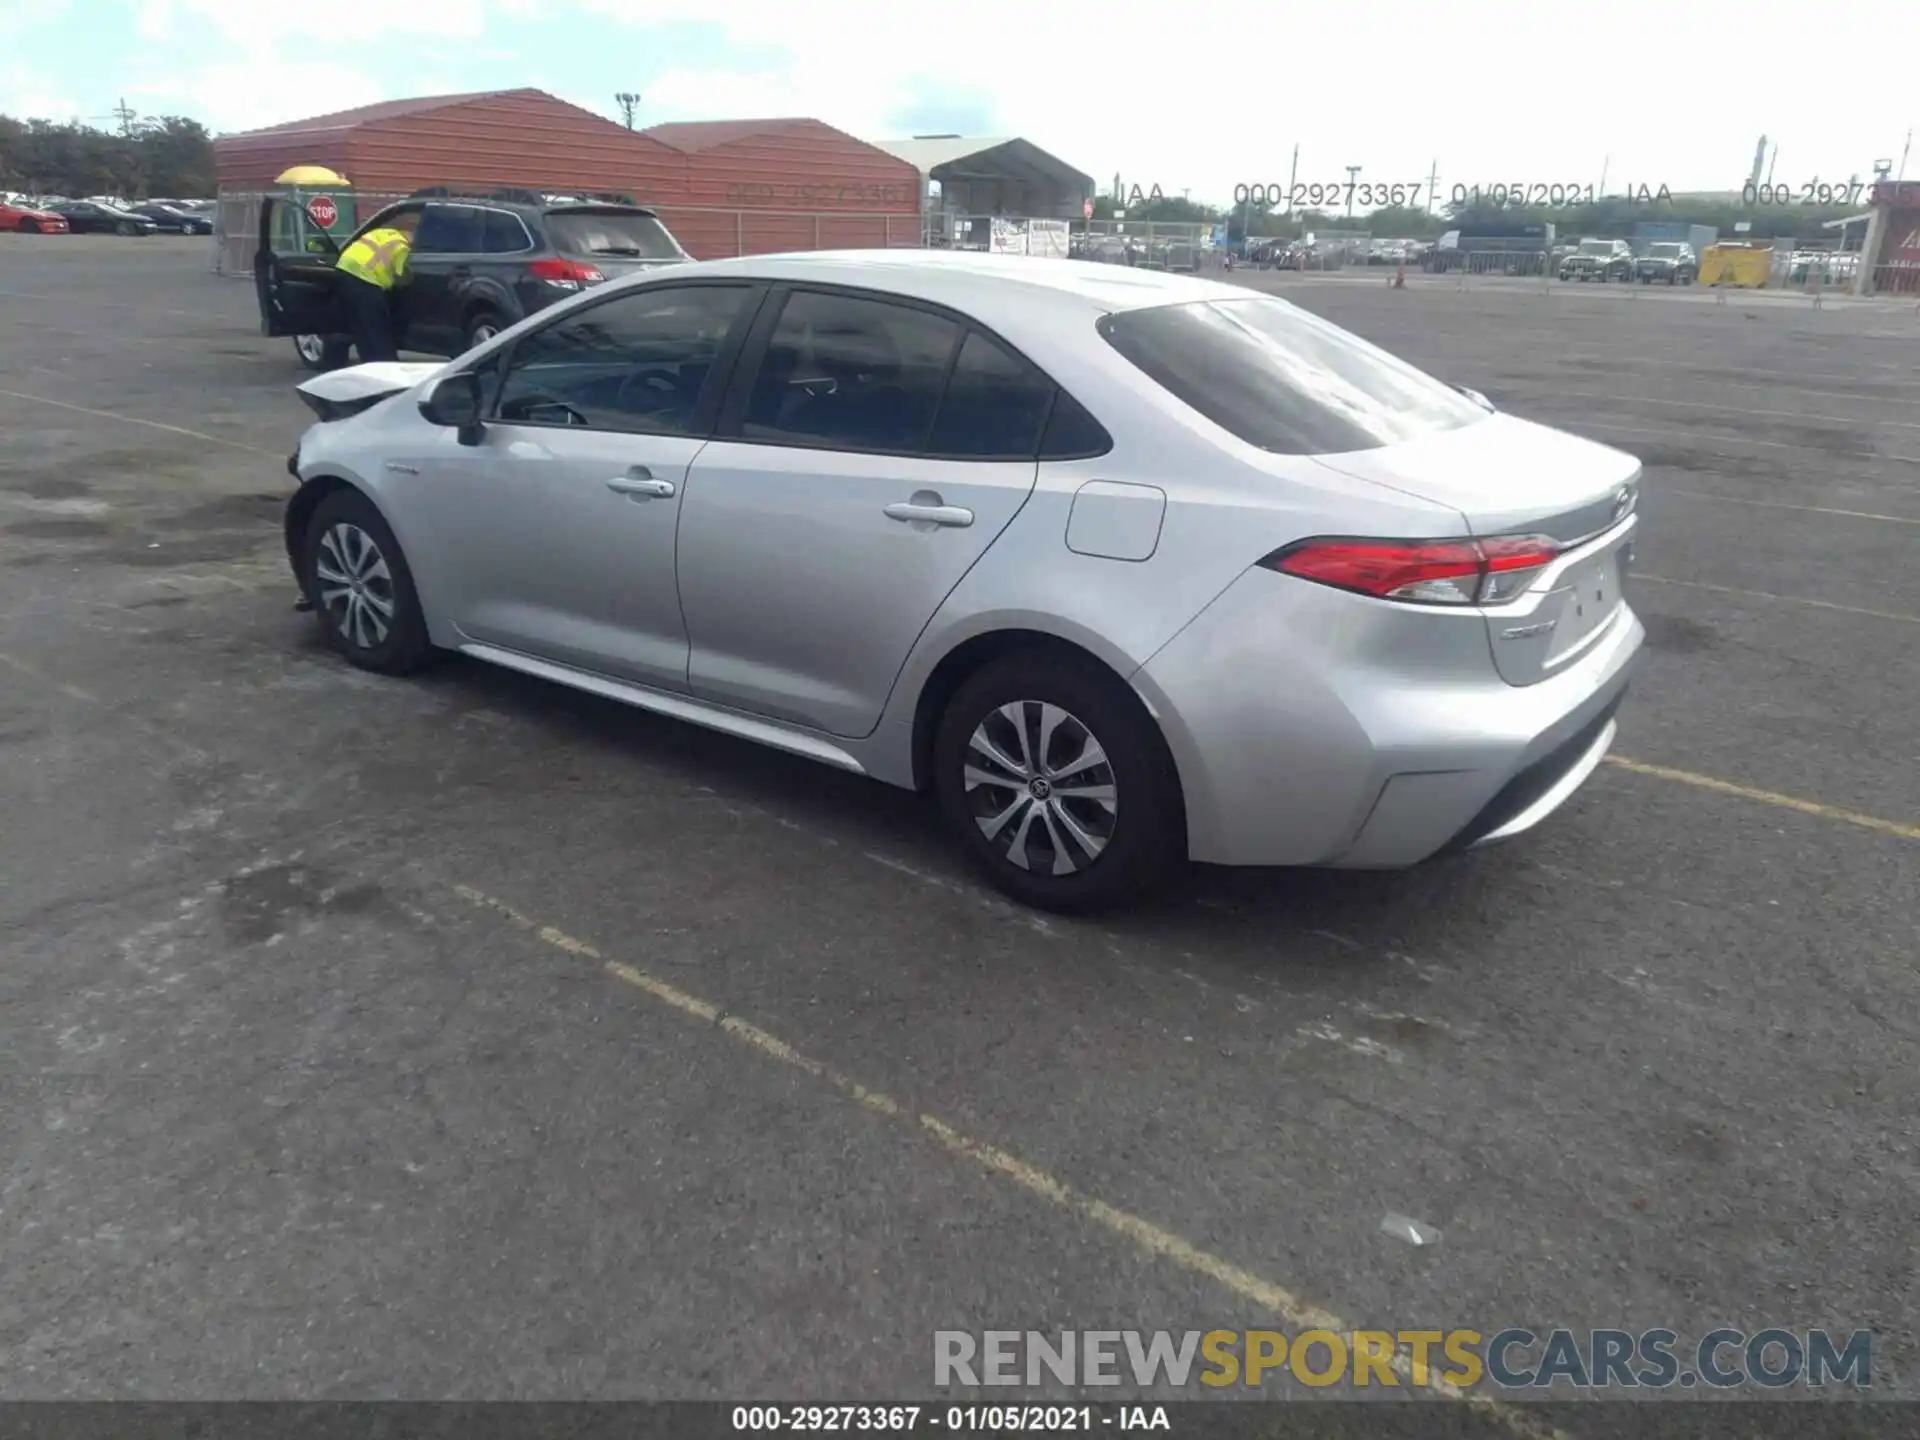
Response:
[254, 185, 691, 371]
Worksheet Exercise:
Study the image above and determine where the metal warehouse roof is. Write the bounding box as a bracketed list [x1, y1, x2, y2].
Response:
[641, 118, 822, 152]
[219, 89, 524, 139]
[875, 135, 1093, 195]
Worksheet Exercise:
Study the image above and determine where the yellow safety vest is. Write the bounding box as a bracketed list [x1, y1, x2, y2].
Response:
[337, 227, 413, 289]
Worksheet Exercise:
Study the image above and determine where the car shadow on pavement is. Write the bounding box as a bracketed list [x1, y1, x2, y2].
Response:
[396, 652, 1491, 970]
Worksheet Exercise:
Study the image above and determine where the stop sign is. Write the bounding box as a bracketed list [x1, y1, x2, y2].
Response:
[305, 195, 339, 229]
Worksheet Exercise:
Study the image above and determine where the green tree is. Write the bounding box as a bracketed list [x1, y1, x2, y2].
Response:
[0, 110, 216, 199]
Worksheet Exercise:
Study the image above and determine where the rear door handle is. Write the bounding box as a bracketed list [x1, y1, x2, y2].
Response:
[607, 471, 676, 500]
[884, 502, 973, 528]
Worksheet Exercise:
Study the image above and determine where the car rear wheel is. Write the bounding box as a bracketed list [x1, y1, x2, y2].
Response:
[933, 652, 1185, 913]
[294, 334, 351, 371]
[300, 490, 435, 676]
[464, 310, 505, 352]
[20, 219, 39, 233]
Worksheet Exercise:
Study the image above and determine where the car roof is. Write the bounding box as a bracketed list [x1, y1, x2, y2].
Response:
[666, 249, 1248, 324]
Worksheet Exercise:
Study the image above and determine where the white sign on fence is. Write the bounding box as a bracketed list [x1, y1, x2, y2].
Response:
[987, 218, 1069, 257]
[1027, 219, 1069, 258]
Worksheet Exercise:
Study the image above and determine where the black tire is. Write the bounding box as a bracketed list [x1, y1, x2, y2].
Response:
[117, 221, 136, 236]
[300, 489, 435, 676]
[20, 219, 40, 234]
[464, 309, 506, 353]
[932, 651, 1185, 914]
[293, 334, 351, 372]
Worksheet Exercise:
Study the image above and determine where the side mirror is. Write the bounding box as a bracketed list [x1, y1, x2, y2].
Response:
[1453, 383, 1495, 412]
[419, 372, 486, 445]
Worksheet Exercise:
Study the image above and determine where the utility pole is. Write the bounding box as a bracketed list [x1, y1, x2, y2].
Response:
[1285, 143, 1299, 217]
[1597, 154, 1609, 199]
[1426, 159, 1439, 215]
[1900, 128, 1913, 183]
[615, 92, 642, 129]
[111, 97, 138, 137]
[1344, 164, 1361, 219]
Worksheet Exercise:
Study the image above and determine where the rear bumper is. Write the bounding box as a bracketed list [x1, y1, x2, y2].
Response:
[1132, 568, 1644, 869]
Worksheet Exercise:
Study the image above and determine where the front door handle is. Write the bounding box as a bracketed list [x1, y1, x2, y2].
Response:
[884, 501, 973, 528]
[607, 472, 676, 500]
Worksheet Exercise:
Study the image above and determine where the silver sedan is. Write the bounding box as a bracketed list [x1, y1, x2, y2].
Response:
[284, 250, 1643, 912]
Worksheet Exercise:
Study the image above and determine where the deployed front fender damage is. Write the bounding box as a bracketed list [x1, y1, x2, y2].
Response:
[295, 361, 446, 422]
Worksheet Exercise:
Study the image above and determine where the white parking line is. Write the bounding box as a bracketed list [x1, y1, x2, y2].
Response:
[1660, 491, 1920, 526]
[1631, 573, 1920, 626]
[0, 387, 273, 455]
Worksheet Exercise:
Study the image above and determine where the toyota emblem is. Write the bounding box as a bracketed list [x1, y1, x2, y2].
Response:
[1612, 487, 1634, 521]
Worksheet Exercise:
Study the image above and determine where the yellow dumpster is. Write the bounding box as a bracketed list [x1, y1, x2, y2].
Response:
[1699, 244, 1771, 288]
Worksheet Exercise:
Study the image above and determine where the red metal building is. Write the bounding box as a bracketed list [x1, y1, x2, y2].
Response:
[641, 117, 923, 258]
[214, 93, 925, 265]
[214, 89, 685, 203]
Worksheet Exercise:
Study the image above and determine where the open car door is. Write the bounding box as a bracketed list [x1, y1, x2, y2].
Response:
[254, 196, 342, 338]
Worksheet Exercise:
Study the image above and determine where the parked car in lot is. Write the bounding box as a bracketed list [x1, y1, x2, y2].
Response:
[47, 200, 157, 236]
[0, 198, 69, 233]
[1559, 238, 1634, 282]
[130, 201, 213, 235]
[1634, 242, 1697, 285]
[255, 185, 691, 370]
[281, 251, 1644, 912]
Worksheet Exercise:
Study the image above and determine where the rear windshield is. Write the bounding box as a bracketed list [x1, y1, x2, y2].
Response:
[1098, 297, 1487, 456]
[1578, 241, 1614, 255]
[544, 209, 685, 260]
[1649, 243, 1684, 257]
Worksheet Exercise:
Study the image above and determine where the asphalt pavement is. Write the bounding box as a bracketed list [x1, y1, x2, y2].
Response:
[1, 238, 1915, 1425]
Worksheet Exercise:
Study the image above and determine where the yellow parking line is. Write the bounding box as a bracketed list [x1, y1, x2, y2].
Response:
[1604, 758, 1920, 841]
[0, 387, 272, 455]
[1632, 573, 1920, 626]
[450, 882, 1562, 1438]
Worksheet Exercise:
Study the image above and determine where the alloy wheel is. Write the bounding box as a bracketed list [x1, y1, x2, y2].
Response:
[963, 700, 1119, 876]
[314, 522, 395, 651]
[295, 333, 326, 364]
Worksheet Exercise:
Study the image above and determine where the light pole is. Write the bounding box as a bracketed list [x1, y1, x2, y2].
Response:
[615, 92, 642, 129]
[1345, 164, 1361, 219]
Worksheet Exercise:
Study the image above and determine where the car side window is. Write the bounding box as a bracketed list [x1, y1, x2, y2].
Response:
[740, 290, 962, 454]
[926, 330, 1057, 460]
[413, 203, 483, 254]
[1038, 389, 1113, 459]
[482, 209, 531, 254]
[493, 284, 756, 435]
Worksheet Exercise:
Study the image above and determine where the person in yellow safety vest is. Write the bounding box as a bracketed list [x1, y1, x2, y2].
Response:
[334, 210, 419, 363]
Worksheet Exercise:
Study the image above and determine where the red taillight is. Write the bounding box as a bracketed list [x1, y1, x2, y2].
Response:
[1262, 535, 1562, 606]
[527, 257, 604, 287]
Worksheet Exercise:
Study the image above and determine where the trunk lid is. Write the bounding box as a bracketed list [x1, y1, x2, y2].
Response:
[581, 256, 689, 282]
[1312, 412, 1642, 686]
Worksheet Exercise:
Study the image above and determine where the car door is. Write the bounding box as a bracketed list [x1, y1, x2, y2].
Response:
[254, 196, 340, 337]
[405, 280, 765, 689]
[677, 286, 1048, 738]
[402, 202, 486, 355]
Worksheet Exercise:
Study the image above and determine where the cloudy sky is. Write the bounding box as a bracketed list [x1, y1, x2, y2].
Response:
[4, 0, 1914, 205]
